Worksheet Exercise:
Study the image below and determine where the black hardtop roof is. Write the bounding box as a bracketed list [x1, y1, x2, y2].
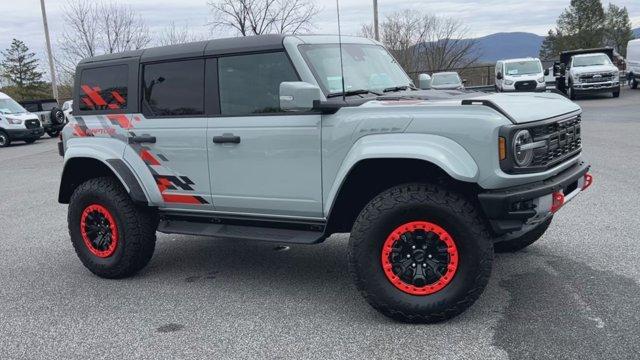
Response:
[18, 98, 58, 105]
[79, 34, 287, 65]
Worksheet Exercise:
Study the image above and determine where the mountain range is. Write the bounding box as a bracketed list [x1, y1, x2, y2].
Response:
[473, 28, 640, 63]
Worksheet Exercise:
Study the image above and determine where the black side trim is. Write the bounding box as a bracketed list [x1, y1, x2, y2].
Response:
[461, 99, 516, 124]
[106, 159, 148, 205]
[158, 212, 327, 244]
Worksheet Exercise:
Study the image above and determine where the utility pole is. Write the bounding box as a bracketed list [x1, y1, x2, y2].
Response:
[373, 0, 379, 41]
[39, 0, 59, 102]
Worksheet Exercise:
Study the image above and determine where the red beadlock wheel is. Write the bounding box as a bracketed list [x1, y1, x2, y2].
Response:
[80, 204, 119, 258]
[381, 221, 459, 295]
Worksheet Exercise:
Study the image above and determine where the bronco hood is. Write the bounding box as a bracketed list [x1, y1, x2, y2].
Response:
[463, 92, 580, 123]
[372, 90, 580, 124]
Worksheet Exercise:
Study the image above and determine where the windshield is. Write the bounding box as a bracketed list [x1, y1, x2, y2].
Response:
[505, 60, 542, 76]
[431, 73, 461, 86]
[0, 98, 28, 115]
[572, 54, 613, 67]
[299, 44, 412, 96]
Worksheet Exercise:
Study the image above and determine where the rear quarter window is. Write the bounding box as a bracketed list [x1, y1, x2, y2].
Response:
[79, 65, 129, 111]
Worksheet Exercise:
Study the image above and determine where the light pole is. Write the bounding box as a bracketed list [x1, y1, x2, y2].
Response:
[39, 0, 59, 102]
[373, 0, 379, 41]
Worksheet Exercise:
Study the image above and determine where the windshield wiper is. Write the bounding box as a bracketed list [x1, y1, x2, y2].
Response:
[327, 89, 382, 98]
[383, 85, 416, 93]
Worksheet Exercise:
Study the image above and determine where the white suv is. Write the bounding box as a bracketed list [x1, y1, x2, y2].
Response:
[0, 92, 44, 147]
[495, 58, 548, 92]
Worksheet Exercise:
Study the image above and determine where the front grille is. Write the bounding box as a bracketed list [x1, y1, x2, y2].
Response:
[528, 115, 581, 168]
[25, 119, 41, 129]
[579, 72, 614, 83]
[514, 81, 537, 91]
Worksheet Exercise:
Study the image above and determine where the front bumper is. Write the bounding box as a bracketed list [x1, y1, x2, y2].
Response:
[478, 161, 591, 234]
[5, 128, 45, 140]
[573, 82, 620, 93]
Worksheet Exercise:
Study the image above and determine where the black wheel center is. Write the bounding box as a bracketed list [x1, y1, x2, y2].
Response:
[389, 229, 451, 287]
[84, 211, 114, 250]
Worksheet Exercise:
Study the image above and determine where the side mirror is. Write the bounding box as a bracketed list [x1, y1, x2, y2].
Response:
[496, 72, 503, 80]
[544, 68, 550, 76]
[279, 82, 322, 112]
[462, 79, 467, 84]
[418, 73, 432, 90]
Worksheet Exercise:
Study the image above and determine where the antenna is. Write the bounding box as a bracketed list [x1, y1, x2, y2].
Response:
[336, 0, 346, 102]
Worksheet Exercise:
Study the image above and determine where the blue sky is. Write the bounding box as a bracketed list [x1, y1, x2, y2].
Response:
[1, 0, 639, 79]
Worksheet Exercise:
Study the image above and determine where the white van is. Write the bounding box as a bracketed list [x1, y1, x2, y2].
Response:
[495, 58, 548, 92]
[0, 92, 44, 147]
[627, 39, 640, 89]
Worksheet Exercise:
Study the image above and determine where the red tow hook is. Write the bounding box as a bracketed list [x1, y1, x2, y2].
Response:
[582, 173, 593, 191]
[550, 192, 565, 213]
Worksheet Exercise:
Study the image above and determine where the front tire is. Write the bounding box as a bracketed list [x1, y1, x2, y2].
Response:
[47, 130, 60, 138]
[24, 138, 37, 144]
[348, 183, 493, 323]
[68, 177, 158, 279]
[0, 131, 11, 147]
[613, 90, 620, 98]
[494, 217, 552, 253]
[632, 78, 638, 89]
[568, 84, 576, 100]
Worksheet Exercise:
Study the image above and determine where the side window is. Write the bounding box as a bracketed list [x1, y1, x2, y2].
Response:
[218, 52, 298, 116]
[141, 59, 204, 117]
[23, 103, 39, 112]
[79, 65, 128, 111]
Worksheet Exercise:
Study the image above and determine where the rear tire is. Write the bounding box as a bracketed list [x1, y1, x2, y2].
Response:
[47, 130, 60, 138]
[68, 177, 158, 279]
[348, 183, 493, 323]
[24, 138, 37, 144]
[0, 131, 10, 147]
[494, 217, 552, 253]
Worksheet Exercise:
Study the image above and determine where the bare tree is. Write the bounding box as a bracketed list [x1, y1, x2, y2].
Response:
[57, 0, 151, 80]
[360, 11, 479, 73]
[159, 22, 205, 46]
[416, 16, 479, 71]
[208, 0, 318, 36]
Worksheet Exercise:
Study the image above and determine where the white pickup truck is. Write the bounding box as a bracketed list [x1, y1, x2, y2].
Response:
[555, 48, 620, 100]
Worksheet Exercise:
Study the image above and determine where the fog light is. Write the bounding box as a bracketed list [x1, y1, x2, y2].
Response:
[550, 191, 565, 213]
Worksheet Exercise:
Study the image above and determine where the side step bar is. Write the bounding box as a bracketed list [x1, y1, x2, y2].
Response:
[157, 212, 327, 244]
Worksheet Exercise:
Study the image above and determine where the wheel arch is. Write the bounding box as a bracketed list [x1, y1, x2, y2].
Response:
[324, 134, 481, 234]
[59, 155, 149, 205]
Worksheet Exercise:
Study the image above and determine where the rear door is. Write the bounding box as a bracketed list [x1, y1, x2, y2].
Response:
[206, 52, 323, 218]
[133, 59, 213, 210]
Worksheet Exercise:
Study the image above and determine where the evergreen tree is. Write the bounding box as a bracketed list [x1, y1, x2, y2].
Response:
[557, 0, 606, 49]
[603, 4, 634, 56]
[0, 39, 47, 100]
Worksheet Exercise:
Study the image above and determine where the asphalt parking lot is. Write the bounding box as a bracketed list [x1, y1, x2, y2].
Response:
[1, 89, 639, 360]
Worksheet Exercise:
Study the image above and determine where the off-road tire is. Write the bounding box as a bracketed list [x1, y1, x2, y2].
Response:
[68, 177, 158, 279]
[494, 217, 553, 253]
[50, 108, 65, 125]
[348, 183, 493, 323]
[24, 138, 37, 144]
[0, 131, 10, 147]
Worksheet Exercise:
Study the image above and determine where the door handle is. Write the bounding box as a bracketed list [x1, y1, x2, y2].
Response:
[129, 135, 156, 144]
[213, 134, 241, 144]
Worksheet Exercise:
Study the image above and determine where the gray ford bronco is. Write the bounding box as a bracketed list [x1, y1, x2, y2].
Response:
[58, 35, 592, 323]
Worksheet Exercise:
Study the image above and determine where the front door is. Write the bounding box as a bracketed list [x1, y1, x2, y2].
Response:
[207, 52, 323, 218]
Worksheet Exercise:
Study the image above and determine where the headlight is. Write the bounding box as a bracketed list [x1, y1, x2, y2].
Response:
[513, 130, 534, 167]
[6, 117, 23, 125]
[537, 77, 545, 83]
[504, 80, 514, 86]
